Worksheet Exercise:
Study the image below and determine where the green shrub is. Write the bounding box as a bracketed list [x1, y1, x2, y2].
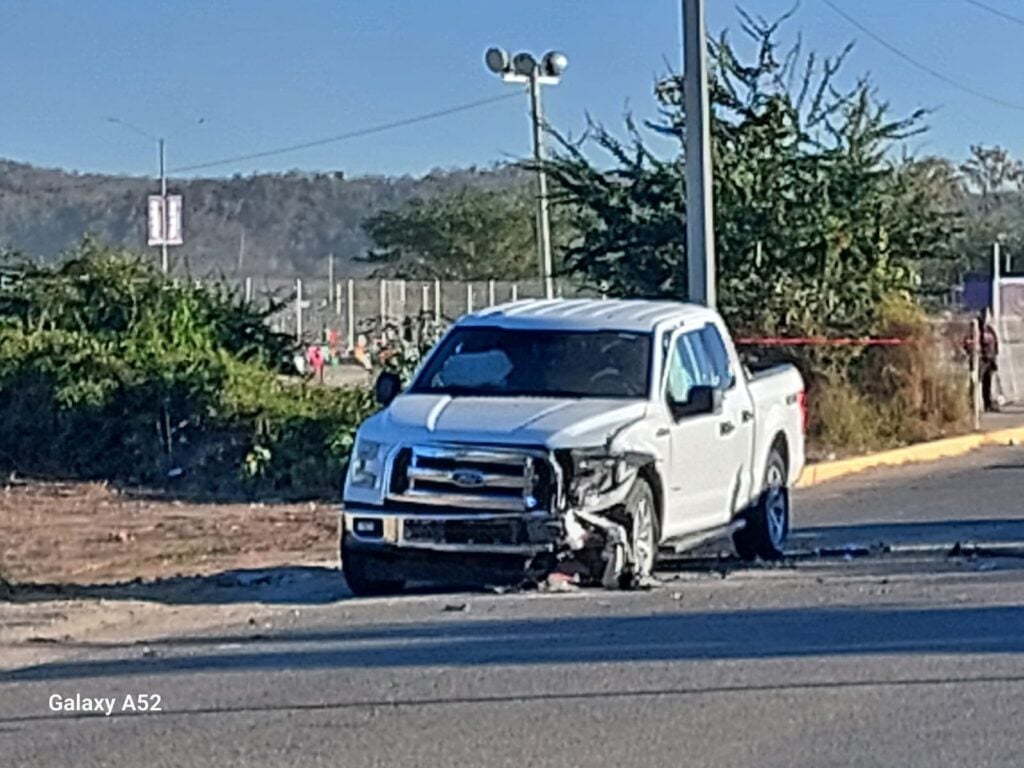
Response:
[0, 242, 377, 498]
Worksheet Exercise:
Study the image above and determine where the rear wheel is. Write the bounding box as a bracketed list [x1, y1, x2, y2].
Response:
[341, 536, 406, 597]
[733, 446, 790, 562]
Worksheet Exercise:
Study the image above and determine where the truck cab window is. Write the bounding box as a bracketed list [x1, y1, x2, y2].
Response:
[667, 330, 715, 402]
[699, 324, 735, 388]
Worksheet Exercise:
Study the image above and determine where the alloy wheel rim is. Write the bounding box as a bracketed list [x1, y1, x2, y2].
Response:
[633, 496, 655, 576]
[765, 463, 788, 547]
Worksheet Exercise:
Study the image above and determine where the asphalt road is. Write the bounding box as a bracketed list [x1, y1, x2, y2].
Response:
[2, 445, 1024, 768]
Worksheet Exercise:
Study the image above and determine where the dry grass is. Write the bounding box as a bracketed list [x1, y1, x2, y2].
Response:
[808, 299, 971, 458]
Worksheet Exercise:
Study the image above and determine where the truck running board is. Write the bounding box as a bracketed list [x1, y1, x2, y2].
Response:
[660, 518, 746, 555]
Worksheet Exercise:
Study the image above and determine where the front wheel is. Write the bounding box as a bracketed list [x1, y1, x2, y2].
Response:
[619, 477, 659, 587]
[733, 446, 790, 562]
[341, 536, 406, 597]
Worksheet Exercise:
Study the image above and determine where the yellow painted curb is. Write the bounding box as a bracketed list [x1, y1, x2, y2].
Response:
[796, 425, 1024, 488]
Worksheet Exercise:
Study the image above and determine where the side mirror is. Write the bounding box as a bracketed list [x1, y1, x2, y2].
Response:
[669, 385, 722, 419]
[374, 372, 402, 406]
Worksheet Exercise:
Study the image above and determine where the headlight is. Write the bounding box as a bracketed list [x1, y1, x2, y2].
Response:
[349, 439, 386, 488]
[568, 450, 625, 507]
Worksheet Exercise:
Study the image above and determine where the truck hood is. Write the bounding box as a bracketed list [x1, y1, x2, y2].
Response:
[370, 394, 648, 449]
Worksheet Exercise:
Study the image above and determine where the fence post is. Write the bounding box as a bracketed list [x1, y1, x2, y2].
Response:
[488, 279, 496, 306]
[511, 283, 518, 302]
[466, 282, 474, 314]
[346, 279, 355, 351]
[434, 278, 441, 322]
[295, 277, 304, 343]
[328, 253, 335, 306]
[971, 318, 981, 431]
[244, 276, 253, 303]
[993, 241, 1002, 325]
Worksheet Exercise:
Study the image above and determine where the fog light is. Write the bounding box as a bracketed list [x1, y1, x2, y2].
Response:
[353, 518, 383, 538]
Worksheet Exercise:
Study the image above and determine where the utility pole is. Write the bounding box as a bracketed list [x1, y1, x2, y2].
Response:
[683, 0, 716, 307]
[528, 71, 556, 300]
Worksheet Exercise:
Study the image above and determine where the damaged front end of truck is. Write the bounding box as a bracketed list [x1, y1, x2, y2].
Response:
[542, 445, 659, 590]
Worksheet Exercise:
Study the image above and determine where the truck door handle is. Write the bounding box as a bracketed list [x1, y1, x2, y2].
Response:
[719, 421, 735, 436]
[741, 409, 754, 423]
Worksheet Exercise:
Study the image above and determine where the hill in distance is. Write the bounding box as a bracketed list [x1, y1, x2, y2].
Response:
[0, 159, 528, 279]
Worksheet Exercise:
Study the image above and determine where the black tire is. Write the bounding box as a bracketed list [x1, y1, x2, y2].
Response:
[733, 445, 790, 562]
[341, 536, 406, 597]
[621, 477, 659, 587]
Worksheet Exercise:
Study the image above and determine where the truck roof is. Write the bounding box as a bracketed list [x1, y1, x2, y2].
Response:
[458, 298, 713, 333]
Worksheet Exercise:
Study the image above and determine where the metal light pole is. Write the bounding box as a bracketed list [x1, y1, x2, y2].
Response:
[158, 137, 168, 273]
[106, 116, 204, 274]
[682, 0, 716, 307]
[486, 48, 568, 300]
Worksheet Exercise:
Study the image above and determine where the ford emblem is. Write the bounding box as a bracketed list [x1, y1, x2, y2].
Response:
[451, 469, 486, 488]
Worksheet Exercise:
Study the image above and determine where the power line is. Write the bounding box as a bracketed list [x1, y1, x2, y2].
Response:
[170, 92, 522, 174]
[964, 0, 1024, 28]
[820, 0, 1024, 112]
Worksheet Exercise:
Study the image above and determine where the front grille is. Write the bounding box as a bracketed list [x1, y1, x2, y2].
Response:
[403, 518, 527, 546]
[388, 445, 554, 512]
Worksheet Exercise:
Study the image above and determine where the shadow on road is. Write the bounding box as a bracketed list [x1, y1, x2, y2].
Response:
[3, 566, 352, 607]
[790, 517, 1024, 551]
[3, 603, 1023, 683]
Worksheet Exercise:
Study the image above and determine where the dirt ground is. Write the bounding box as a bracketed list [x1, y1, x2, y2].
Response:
[0, 479, 345, 670]
[0, 480, 338, 585]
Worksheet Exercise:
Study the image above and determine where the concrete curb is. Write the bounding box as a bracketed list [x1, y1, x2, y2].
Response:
[796, 425, 1024, 489]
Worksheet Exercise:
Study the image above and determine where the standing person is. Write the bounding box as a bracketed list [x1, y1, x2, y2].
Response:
[979, 309, 1000, 412]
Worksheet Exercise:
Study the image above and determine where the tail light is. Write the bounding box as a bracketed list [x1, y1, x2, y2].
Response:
[797, 390, 808, 433]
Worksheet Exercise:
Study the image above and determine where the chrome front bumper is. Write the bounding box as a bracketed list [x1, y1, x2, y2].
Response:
[341, 507, 561, 555]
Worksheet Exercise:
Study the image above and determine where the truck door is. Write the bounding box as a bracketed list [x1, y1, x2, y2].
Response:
[661, 327, 748, 538]
[698, 321, 756, 514]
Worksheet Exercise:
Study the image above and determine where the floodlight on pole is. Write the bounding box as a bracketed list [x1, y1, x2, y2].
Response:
[485, 46, 568, 300]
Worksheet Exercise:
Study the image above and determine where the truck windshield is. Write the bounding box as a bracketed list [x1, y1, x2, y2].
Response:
[411, 326, 652, 399]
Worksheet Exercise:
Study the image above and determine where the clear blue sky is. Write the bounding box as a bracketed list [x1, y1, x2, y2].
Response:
[2, 0, 1023, 179]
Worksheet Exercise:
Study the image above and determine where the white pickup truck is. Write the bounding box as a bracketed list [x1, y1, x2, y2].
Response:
[341, 299, 806, 595]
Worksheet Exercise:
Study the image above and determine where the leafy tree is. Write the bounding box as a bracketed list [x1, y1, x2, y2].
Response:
[956, 144, 1024, 275]
[960, 145, 1023, 208]
[360, 186, 571, 281]
[542, 11, 958, 338]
